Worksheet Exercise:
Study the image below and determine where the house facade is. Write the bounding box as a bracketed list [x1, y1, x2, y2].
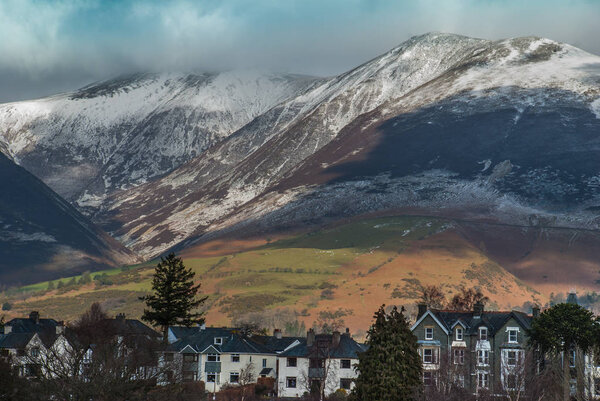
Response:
[277, 328, 364, 398]
[164, 327, 292, 392]
[411, 302, 536, 395]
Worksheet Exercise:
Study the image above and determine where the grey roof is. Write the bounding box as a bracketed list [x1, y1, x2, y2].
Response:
[167, 327, 282, 355]
[251, 335, 302, 353]
[105, 318, 159, 338]
[260, 368, 273, 375]
[280, 334, 365, 359]
[169, 326, 202, 341]
[5, 317, 59, 334]
[0, 332, 35, 349]
[429, 310, 533, 336]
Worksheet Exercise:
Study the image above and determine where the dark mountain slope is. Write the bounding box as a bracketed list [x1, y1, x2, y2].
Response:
[0, 153, 137, 286]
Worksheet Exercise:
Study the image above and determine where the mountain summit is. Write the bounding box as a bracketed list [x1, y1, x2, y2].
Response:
[1, 33, 599, 263]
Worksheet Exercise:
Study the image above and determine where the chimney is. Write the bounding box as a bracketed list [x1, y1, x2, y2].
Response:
[332, 331, 341, 348]
[473, 301, 484, 317]
[200, 323, 206, 330]
[417, 303, 428, 320]
[116, 313, 126, 321]
[29, 311, 40, 324]
[532, 305, 540, 318]
[3, 325, 11, 334]
[56, 322, 65, 335]
[307, 328, 315, 347]
[274, 329, 282, 339]
[343, 328, 350, 337]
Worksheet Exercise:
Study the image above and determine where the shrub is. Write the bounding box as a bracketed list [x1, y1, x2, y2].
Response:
[1, 302, 12, 311]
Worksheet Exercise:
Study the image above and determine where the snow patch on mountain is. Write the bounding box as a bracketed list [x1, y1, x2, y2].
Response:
[592, 98, 600, 119]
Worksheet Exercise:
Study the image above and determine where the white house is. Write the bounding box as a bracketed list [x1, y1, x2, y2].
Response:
[277, 329, 364, 398]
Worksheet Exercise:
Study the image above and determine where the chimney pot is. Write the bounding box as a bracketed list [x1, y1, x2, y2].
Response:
[332, 331, 341, 347]
[417, 303, 428, 319]
[116, 313, 126, 321]
[29, 311, 40, 324]
[473, 301, 484, 316]
[343, 328, 350, 337]
[274, 329, 282, 339]
[307, 328, 315, 347]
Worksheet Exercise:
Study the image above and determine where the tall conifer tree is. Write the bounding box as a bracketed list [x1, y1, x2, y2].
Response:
[140, 253, 208, 342]
[351, 305, 422, 401]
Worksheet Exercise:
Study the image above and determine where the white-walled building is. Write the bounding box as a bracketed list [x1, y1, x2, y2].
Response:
[277, 329, 364, 398]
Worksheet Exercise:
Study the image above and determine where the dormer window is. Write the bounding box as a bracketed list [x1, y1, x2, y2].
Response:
[456, 328, 463, 341]
[425, 327, 434, 340]
[479, 327, 488, 341]
[506, 327, 519, 343]
[214, 337, 223, 345]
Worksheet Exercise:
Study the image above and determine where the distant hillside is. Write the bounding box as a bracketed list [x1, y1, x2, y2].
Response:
[0, 216, 545, 331]
[0, 152, 137, 286]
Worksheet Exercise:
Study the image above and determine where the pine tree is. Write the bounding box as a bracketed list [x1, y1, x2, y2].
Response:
[528, 303, 598, 401]
[351, 305, 422, 401]
[47, 280, 55, 290]
[140, 253, 208, 342]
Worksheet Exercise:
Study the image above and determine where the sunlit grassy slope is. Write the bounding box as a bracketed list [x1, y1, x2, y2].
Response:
[0, 216, 544, 331]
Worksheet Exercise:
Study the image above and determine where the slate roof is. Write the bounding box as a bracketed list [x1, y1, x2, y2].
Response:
[5, 317, 59, 334]
[280, 334, 366, 359]
[429, 310, 533, 335]
[105, 318, 160, 338]
[167, 327, 287, 355]
[251, 335, 302, 353]
[0, 332, 35, 349]
[169, 326, 203, 342]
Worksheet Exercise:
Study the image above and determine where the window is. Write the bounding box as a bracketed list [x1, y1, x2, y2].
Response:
[425, 327, 434, 340]
[231, 354, 240, 362]
[207, 373, 217, 383]
[214, 337, 223, 345]
[164, 352, 174, 362]
[479, 327, 488, 341]
[340, 378, 353, 390]
[505, 373, 517, 390]
[477, 350, 489, 365]
[183, 371, 197, 382]
[506, 350, 517, 366]
[207, 354, 220, 362]
[423, 371, 435, 386]
[569, 349, 576, 368]
[183, 353, 197, 362]
[456, 328, 463, 341]
[454, 349, 464, 365]
[262, 358, 267, 368]
[230, 372, 240, 383]
[477, 372, 489, 389]
[341, 359, 351, 369]
[310, 358, 324, 368]
[29, 347, 40, 358]
[286, 377, 297, 388]
[594, 378, 600, 395]
[287, 357, 297, 367]
[423, 349, 436, 364]
[508, 329, 518, 343]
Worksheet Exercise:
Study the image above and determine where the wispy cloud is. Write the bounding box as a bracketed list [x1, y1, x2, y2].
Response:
[1, 0, 599, 102]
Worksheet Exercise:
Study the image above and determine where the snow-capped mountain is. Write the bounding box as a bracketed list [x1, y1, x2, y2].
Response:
[99, 33, 600, 257]
[1, 33, 599, 263]
[0, 71, 316, 208]
[0, 152, 137, 285]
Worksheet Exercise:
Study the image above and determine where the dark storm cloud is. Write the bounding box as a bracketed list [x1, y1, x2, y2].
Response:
[1, 0, 599, 102]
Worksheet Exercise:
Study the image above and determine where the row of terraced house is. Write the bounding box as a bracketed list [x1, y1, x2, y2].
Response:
[3, 293, 600, 398]
[411, 293, 600, 398]
[0, 311, 364, 398]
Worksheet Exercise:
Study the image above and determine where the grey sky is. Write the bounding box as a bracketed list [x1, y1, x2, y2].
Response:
[1, 0, 599, 103]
